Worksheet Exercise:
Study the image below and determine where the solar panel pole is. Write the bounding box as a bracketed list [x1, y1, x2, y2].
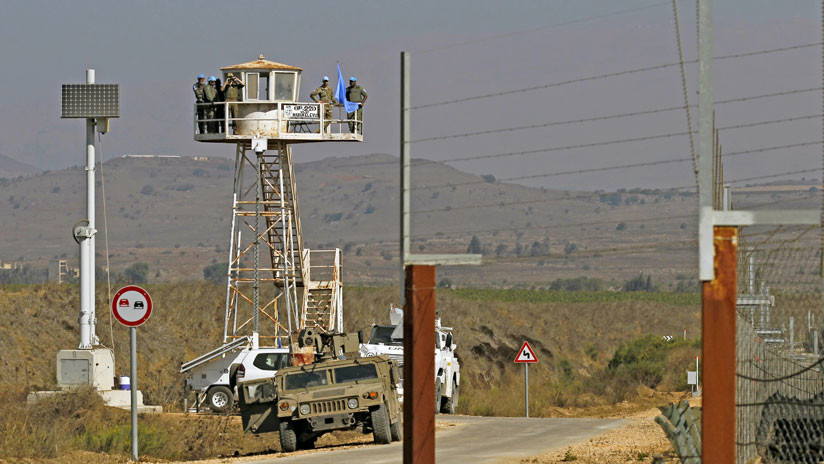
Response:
[78, 69, 97, 350]
[86, 69, 98, 347]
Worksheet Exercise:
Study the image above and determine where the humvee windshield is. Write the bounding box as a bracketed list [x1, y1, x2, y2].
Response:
[284, 370, 329, 390]
[334, 364, 378, 383]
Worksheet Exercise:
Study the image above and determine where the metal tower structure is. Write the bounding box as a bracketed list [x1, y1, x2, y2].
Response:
[194, 56, 359, 349]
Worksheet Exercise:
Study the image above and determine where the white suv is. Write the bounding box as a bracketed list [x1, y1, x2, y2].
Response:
[185, 347, 290, 413]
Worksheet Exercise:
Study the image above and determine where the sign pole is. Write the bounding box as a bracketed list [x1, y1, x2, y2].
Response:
[514, 341, 537, 418]
[111, 285, 152, 463]
[131, 326, 138, 462]
[525, 363, 529, 418]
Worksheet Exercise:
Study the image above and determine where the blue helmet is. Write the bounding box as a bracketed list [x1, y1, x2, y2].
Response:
[350, 76, 357, 82]
[197, 73, 205, 79]
[208, 75, 216, 82]
[322, 75, 329, 81]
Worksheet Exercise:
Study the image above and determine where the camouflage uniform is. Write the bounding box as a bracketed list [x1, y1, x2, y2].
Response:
[310, 85, 337, 132]
[193, 82, 206, 134]
[346, 84, 367, 133]
[223, 77, 244, 131]
[203, 84, 218, 134]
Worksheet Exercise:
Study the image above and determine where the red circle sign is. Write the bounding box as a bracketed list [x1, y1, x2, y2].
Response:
[111, 285, 153, 327]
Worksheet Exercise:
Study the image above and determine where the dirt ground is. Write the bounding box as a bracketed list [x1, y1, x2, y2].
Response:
[508, 396, 701, 464]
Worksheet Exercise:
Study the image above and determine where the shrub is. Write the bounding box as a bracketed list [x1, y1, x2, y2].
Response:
[202, 262, 227, 285]
[140, 184, 154, 195]
[467, 235, 482, 254]
[322, 212, 343, 223]
[123, 262, 149, 284]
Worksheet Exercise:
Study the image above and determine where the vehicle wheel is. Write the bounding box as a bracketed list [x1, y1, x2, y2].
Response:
[442, 378, 458, 414]
[390, 419, 403, 442]
[434, 381, 442, 415]
[279, 421, 298, 452]
[371, 404, 392, 444]
[207, 386, 234, 413]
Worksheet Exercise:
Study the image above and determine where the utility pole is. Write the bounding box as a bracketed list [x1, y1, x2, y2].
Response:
[399, 51, 481, 464]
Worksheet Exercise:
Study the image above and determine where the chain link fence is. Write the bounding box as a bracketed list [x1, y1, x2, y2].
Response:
[736, 225, 824, 463]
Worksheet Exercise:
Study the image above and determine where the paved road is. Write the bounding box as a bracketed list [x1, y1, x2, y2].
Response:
[249, 415, 624, 464]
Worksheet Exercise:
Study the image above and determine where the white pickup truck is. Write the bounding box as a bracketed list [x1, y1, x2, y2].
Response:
[181, 337, 289, 413]
[359, 307, 460, 414]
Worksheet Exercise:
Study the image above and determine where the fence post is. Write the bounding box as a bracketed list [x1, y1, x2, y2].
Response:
[702, 226, 737, 463]
[403, 264, 436, 464]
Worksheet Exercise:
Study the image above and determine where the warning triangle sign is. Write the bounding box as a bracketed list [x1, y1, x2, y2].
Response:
[514, 341, 538, 363]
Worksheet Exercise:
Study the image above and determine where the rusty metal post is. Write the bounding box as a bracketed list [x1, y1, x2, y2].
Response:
[702, 226, 737, 463]
[403, 264, 436, 464]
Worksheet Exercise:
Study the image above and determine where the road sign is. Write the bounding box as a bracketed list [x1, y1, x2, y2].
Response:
[514, 341, 538, 363]
[111, 285, 152, 327]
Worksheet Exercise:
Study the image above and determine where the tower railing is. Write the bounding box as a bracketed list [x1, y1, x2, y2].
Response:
[194, 102, 363, 142]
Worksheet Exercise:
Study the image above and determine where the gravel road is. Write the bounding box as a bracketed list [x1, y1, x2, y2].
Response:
[245, 415, 625, 464]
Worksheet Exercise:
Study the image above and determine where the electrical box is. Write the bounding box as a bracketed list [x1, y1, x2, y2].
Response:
[57, 348, 115, 391]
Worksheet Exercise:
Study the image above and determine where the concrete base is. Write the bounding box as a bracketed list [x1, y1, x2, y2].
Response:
[27, 389, 162, 413]
[57, 347, 115, 390]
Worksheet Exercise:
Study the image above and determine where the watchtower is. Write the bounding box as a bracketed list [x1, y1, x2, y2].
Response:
[194, 56, 359, 349]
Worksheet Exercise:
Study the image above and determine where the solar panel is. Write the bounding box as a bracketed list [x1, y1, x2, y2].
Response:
[61, 84, 119, 118]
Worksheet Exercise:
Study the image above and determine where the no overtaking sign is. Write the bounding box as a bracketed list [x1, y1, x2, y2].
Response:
[112, 285, 152, 327]
[111, 284, 153, 462]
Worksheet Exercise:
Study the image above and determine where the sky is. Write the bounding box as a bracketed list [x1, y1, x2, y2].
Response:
[0, 0, 821, 191]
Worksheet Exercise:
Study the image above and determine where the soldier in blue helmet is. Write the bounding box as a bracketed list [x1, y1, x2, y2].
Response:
[346, 76, 367, 133]
[193, 74, 207, 134]
[310, 76, 337, 132]
[203, 76, 219, 133]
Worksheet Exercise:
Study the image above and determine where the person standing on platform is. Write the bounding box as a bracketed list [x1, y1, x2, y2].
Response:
[203, 76, 219, 134]
[310, 76, 337, 132]
[345, 77, 367, 134]
[193, 74, 206, 134]
[222, 73, 245, 131]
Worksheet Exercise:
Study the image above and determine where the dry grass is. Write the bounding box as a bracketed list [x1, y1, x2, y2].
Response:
[0, 282, 699, 460]
[0, 387, 277, 462]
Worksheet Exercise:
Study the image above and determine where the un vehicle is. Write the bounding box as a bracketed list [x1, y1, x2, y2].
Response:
[360, 306, 460, 413]
[239, 355, 403, 451]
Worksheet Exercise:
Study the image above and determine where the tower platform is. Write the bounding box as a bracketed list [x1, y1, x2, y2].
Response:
[194, 101, 363, 143]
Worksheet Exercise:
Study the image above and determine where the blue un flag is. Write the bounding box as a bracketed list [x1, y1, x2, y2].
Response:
[336, 64, 360, 114]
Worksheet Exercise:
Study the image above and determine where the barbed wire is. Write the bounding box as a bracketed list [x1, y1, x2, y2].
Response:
[411, 42, 823, 110]
[411, 88, 824, 144]
[413, 138, 824, 192]
[737, 357, 824, 382]
[415, 187, 816, 216]
[333, 87, 824, 171]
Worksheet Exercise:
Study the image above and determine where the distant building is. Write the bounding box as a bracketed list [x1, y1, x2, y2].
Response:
[0, 260, 22, 270]
[122, 154, 182, 159]
[192, 156, 209, 161]
[47, 259, 77, 283]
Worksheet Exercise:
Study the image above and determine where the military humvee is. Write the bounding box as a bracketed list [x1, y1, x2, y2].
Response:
[238, 354, 403, 451]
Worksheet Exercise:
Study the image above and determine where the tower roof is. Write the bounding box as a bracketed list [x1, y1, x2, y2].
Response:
[221, 54, 302, 72]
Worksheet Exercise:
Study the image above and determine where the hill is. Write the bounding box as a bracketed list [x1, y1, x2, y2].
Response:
[0, 153, 40, 179]
[0, 153, 816, 288]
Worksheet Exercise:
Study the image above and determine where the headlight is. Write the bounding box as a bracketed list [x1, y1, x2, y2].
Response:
[348, 398, 359, 409]
[279, 401, 290, 411]
[299, 404, 311, 415]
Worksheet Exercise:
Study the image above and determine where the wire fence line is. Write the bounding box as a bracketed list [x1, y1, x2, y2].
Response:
[411, 89, 824, 143]
[736, 226, 824, 463]
[411, 42, 823, 110]
[411, 145, 823, 193]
